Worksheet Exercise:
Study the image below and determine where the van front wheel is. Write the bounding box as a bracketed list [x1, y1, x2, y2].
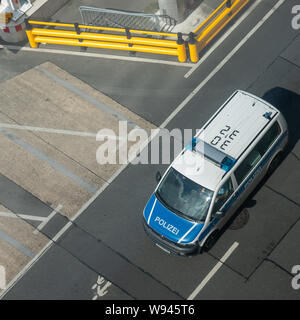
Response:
[202, 230, 219, 252]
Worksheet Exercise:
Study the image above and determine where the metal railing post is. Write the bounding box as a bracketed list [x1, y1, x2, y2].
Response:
[226, 0, 232, 8]
[188, 32, 198, 63]
[25, 19, 38, 48]
[176, 32, 187, 63]
[125, 27, 136, 56]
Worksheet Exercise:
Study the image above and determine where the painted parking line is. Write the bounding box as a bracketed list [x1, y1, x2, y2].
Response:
[0, 123, 129, 142]
[0, 123, 98, 138]
[0, 121, 128, 161]
[0, 211, 46, 222]
[91, 275, 112, 300]
[33, 204, 62, 235]
[0, 205, 62, 235]
[187, 242, 239, 300]
[0, 44, 194, 68]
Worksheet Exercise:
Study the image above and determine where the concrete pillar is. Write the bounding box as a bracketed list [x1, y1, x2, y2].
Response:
[158, 0, 187, 23]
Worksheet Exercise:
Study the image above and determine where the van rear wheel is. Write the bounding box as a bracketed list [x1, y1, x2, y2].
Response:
[268, 153, 283, 176]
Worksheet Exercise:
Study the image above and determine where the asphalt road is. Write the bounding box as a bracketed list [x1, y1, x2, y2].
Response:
[0, 0, 300, 300]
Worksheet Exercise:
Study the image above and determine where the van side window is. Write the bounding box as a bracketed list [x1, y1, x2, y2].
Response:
[256, 121, 281, 156]
[234, 121, 281, 185]
[212, 178, 234, 215]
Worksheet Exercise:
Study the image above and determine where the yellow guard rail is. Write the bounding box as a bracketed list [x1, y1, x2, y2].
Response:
[188, 0, 251, 62]
[25, 20, 188, 62]
[25, 0, 250, 63]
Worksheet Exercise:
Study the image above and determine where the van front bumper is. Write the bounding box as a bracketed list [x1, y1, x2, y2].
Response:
[143, 219, 198, 256]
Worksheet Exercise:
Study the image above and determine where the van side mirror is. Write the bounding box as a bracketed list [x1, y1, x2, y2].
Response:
[212, 210, 226, 218]
[156, 171, 162, 183]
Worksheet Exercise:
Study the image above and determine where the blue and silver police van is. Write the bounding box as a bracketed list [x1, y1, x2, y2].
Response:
[143, 90, 288, 256]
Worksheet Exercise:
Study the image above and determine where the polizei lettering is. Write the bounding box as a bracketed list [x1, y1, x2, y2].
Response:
[154, 217, 180, 235]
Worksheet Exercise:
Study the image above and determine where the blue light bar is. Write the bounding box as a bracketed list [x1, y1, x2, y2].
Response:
[186, 137, 197, 151]
[221, 156, 236, 172]
[186, 138, 236, 172]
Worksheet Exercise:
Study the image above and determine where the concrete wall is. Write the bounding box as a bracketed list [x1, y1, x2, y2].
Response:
[158, 0, 187, 22]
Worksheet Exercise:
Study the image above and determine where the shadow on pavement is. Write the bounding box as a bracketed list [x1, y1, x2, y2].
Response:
[262, 87, 300, 153]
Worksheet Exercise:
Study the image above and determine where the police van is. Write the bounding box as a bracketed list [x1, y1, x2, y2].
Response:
[143, 90, 288, 256]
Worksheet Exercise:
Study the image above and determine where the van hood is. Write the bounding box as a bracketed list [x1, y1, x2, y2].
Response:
[143, 194, 204, 244]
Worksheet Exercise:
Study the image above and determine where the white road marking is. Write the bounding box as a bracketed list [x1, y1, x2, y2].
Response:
[0, 44, 193, 67]
[184, 0, 263, 78]
[160, 0, 286, 128]
[187, 242, 239, 300]
[0, 123, 98, 138]
[0, 211, 46, 222]
[49, 162, 132, 243]
[91, 276, 111, 300]
[33, 204, 62, 235]
[0, 123, 126, 140]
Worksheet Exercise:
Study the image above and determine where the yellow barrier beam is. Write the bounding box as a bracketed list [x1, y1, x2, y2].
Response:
[33, 36, 180, 56]
[28, 20, 178, 38]
[190, 0, 250, 62]
[26, 30, 38, 48]
[26, 19, 187, 62]
[197, 0, 250, 44]
[193, 0, 226, 35]
[31, 28, 179, 48]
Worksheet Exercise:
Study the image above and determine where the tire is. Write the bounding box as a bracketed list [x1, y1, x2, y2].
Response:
[267, 152, 283, 176]
[202, 230, 219, 252]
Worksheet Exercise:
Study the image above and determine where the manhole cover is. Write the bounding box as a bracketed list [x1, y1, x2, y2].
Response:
[229, 208, 250, 230]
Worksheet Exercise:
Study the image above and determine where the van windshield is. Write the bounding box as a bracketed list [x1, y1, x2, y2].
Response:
[156, 168, 213, 222]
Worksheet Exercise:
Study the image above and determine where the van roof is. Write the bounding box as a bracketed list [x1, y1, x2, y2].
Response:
[172, 91, 279, 191]
[172, 149, 225, 191]
[198, 90, 278, 160]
